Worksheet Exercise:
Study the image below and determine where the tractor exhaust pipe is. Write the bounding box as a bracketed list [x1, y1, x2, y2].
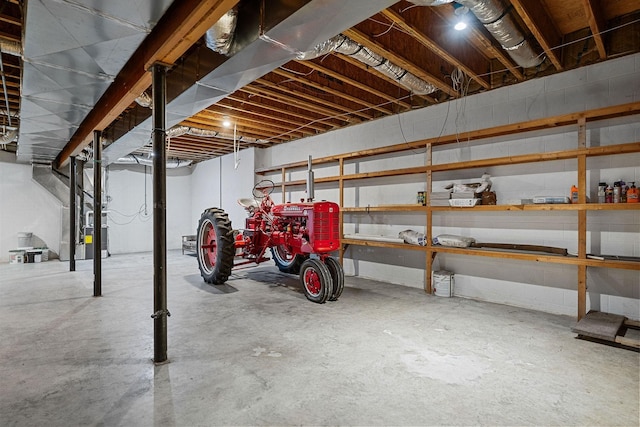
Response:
[306, 155, 315, 202]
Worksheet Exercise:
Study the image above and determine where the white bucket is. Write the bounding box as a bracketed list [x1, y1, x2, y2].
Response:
[433, 270, 454, 297]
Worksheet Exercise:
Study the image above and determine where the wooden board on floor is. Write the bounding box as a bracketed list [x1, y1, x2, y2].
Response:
[572, 311, 625, 341]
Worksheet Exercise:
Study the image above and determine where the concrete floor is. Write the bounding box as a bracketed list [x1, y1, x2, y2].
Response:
[1, 251, 638, 426]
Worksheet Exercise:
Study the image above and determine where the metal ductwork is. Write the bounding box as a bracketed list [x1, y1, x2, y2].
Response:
[103, 0, 399, 164]
[114, 154, 192, 168]
[409, 0, 545, 69]
[205, 7, 238, 56]
[135, 92, 152, 108]
[166, 125, 262, 144]
[298, 34, 438, 95]
[1, 129, 18, 144]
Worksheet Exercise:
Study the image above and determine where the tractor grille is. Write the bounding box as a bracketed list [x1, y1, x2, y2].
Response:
[314, 210, 339, 242]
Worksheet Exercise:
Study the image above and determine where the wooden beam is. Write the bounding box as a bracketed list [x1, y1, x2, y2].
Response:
[272, 68, 393, 115]
[0, 30, 20, 43]
[380, 8, 490, 90]
[581, 0, 607, 59]
[292, 60, 413, 110]
[192, 109, 311, 138]
[55, 0, 240, 168]
[510, 0, 564, 70]
[0, 14, 21, 27]
[343, 28, 457, 98]
[225, 94, 339, 130]
[215, 97, 330, 133]
[247, 79, 372, 121]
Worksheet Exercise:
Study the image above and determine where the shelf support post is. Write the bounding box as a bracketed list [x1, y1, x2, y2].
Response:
[339, 158, 345, 265]
[425, 143, 433, 294]
[577, 117, 588, 320]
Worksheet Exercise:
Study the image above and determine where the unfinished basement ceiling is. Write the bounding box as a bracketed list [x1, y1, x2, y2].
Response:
[1, 0, 639, 165]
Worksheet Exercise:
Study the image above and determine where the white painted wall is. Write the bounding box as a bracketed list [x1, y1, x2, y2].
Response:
[0, 152, 63, 259]
[105, 164, 192, 254]
[190, 148, 256, 233]
[256, 53, 640, 319]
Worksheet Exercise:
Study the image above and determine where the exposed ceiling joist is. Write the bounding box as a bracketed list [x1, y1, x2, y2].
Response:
[380, 8, 490, 90]
[343, 27, 457, 98]
[581, 0, 607, 59]
[271, 68, 394, 116]
[293, 59, 413, 111]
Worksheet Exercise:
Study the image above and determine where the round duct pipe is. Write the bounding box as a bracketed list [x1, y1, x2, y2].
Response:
[298, 34, 438, 95]
[114, 154, 192, 168]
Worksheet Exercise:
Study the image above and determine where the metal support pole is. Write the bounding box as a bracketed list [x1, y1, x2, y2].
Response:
[69, 156, 76, 272]
[152, 63, 168, 364]
[93, 130, 102, 297]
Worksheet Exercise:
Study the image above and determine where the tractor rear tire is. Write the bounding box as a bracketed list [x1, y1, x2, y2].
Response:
[197, 208, 235, 285]
[324, 257, 344, 301]
[299, 258, 332, 304]
[271, 245, 306, 275]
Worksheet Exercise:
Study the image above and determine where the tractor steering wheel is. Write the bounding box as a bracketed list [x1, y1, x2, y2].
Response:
[252, 179, 275, 199]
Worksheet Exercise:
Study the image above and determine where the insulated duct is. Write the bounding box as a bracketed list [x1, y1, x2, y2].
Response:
[409, 0, 544, 69]
[205, 7, 238, 56]
[135, 92, 152, 108]
[166, 124, 263, 144]
[0, 129, 18, 144]
[298, 34, 438, 95]
[114, 154, 192, 168]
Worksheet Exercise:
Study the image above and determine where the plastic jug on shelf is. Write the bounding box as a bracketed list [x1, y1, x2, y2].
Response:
[570, 185, 579, 203]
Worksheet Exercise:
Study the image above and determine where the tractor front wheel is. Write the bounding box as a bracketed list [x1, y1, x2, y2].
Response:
[197, 208, 235, 284]
[324, 257, 344, 301]
[271, 245, 306, 275]
[299, 258, 332, 304]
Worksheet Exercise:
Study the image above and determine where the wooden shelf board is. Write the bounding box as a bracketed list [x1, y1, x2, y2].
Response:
[429, 203, 640, 211]
[340, 239, 640, 270]
[430, 142, 640, 172]
[342, 205, 427, 212]
[431, 246, 640, 270]
[341, 238, 427, 251]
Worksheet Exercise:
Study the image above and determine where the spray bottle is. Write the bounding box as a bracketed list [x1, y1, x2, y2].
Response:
[627, 182, 639, 203]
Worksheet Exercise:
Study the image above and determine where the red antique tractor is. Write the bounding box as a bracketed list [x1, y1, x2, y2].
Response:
[196, 179, 344, 303]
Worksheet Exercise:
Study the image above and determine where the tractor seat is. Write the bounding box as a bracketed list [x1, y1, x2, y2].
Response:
[237, 198, 259, 209]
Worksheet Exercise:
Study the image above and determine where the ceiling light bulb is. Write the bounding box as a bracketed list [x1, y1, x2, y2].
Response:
[454, 21, 467, 31]
[222, 116, 231, 128]
[453, 5, 469, 31]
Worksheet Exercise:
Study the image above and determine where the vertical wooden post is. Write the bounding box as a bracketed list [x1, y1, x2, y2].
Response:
[425, 143, 433, 294]
[577, 117, 587, 320]
[339, 158, 345, 264]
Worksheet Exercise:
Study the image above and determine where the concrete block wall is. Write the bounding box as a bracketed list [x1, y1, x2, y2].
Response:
[190, 148, 257, 232]
[256, 53, 640, 319]
[105, 164, 193, 254]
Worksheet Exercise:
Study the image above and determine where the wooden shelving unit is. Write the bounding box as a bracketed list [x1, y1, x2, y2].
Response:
[257, 102, 640, 320]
